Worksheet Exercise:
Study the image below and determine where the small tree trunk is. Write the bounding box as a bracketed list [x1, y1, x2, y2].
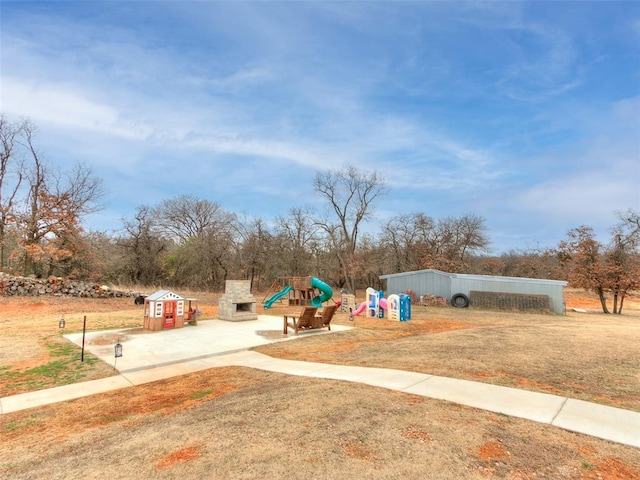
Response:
[597, 287, 610, 314]
[0, 223, 5, 270]
[334, 248, 353, 294]
[618, 295, 625, 315]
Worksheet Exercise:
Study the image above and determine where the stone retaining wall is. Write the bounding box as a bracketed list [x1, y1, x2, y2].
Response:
[0, 273, 136, 298]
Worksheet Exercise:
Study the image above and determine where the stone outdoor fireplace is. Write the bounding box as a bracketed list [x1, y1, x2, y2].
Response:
[218, 280, 258, 321]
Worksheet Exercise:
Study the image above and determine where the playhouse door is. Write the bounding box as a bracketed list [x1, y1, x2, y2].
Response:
[163, 301, 176, 328]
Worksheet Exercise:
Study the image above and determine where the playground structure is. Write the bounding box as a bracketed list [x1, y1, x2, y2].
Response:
[352, 287, 412, 321]
[263, 276, 333, 309]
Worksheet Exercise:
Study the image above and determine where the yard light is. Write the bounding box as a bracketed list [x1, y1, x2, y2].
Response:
[114, 339, 123, 371]
[59, 317, 65, 329]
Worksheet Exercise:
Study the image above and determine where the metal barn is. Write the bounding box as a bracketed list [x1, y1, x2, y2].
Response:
[379, 269, 567, 314]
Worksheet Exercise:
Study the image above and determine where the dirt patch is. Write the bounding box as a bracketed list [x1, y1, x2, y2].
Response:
[401, 425, 432, 442]
[254, 329, 288, 340]
[156, 445, 202, 469]
[477, 441, 509, 461]
[85, 333, 130, 345]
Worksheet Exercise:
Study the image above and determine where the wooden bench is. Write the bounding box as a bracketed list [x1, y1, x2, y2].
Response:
[312, 304, 338, 331]
[283, 307, 318, 335]
[283, 305, 339, 335]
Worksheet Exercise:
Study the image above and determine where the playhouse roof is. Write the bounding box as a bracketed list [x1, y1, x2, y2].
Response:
[145, 290, 185, 301]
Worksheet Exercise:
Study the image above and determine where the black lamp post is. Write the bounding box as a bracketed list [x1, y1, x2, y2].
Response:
[58, 317, 65, 329]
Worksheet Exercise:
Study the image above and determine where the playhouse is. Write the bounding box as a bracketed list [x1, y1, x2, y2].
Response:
[386, 293, 412, 321]
[143, 290, 186, 331]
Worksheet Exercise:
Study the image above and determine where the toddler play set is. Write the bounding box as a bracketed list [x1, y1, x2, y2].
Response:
[347, 287, 412, 321]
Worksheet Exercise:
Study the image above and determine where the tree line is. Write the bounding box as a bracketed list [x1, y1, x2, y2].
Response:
[1, 116, 638, 313]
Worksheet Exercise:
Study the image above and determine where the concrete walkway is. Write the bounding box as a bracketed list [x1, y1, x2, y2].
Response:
[1, 316, 638, 449]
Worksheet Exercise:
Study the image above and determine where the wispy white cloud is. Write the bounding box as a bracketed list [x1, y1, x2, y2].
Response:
[196, 67, 276, 92]
[2, 77, 152, 139]
[515, 171, 636, 221]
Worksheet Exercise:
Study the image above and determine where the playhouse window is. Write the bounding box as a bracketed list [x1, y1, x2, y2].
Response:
[177, 301, 184, 316]
[155, 302, 162, 317]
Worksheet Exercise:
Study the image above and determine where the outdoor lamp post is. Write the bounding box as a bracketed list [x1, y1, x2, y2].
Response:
[58, 317, 65, 329]
[114, 340, 123, 371]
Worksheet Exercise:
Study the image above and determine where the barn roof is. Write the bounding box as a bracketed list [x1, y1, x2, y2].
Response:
[379, 268, 567, 286]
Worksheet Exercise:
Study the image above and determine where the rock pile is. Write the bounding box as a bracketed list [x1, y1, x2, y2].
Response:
[419, 294, 448, 306]
[0, 273, 136, 298]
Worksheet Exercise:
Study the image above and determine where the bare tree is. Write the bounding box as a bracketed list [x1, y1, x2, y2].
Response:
[613, 209, 640, 247]
[171, 226, 237, 289]
[490, 247, 562, 279]
[313, 164, 388, 293]
[82, 231, 123, 282]
[274, 207, 318, 277]
[237, 217, 277, 290]
[354, 232, 387, 290]
[380, 213, 424, 273]
[437, 214, 489, 270]
[0, 116, 25, 269]
[119, 206, 170, 285]
[379, 212, 488, 274]
[153, 195, 235, 243]
[14, 123, 104, 276]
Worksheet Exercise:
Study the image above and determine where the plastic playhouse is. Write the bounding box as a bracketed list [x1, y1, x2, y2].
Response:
[143, 290, 187, 330]
[351, 287, 412, 321]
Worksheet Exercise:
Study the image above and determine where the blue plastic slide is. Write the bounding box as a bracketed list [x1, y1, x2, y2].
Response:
[310, 277, 333, 307]
[264, 285, 294, 309]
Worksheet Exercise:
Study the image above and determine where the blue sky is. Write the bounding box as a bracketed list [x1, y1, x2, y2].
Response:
[1, 1, 639, 254]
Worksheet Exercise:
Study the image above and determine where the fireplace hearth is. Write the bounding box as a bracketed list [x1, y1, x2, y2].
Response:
[218, 280, 257, 321]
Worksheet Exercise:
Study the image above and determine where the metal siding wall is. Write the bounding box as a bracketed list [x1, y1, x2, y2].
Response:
[384, 271, 451, 298]
[430, 273, 452, 298]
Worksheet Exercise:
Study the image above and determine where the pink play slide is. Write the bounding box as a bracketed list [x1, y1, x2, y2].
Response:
[353, 297, 388, 316]
[353, 301, 367, 315]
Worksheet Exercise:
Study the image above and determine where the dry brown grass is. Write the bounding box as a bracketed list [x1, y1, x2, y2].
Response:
[259, 301, 640, 411]
[1, 288, 639, 479]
